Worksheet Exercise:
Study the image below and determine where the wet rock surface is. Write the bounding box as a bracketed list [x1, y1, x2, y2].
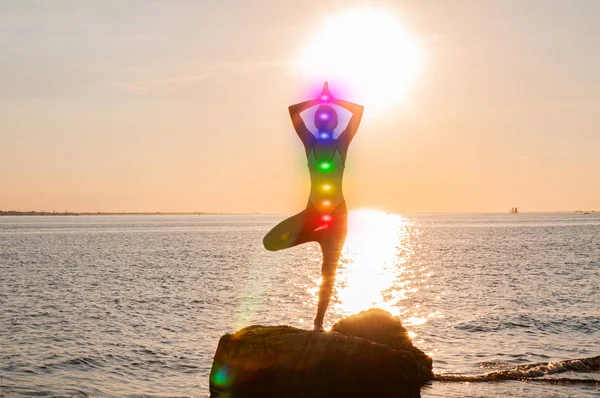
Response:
[210, 309, 433, 397]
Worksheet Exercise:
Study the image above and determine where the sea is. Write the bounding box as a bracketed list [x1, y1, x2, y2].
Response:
[1, 212, 598, 397]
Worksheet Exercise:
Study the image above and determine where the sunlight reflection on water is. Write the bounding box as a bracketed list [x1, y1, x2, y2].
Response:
[307, 209, 439, 331]
[2, 214, 599, 397]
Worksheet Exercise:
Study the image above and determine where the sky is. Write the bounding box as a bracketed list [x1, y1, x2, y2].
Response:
[1, 0, 599, 214]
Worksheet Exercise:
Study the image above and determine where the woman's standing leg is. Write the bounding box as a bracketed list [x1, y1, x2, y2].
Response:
[313, 204, 347, 330]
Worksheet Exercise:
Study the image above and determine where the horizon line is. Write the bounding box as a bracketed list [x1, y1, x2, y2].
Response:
[0, 209, 596, 216]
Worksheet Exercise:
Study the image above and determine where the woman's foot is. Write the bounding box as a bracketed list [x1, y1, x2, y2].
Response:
[313, 323, 325, 332]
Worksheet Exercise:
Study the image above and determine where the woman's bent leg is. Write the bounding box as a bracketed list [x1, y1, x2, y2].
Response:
[263, 208, 320, 251]
[263, 202, 348, 330]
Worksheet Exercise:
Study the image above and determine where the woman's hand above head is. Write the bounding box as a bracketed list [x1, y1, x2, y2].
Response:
[320, 82, 333, 102]
[318, 82, 363, 115]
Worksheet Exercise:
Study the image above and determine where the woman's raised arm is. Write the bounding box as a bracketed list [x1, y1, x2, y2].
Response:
[289, 99, 319, 148]
[333, 98, 364, 147]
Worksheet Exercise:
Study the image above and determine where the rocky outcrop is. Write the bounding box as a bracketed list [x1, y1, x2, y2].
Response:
[331, 308, 432, 378]
[209, 309, 433, 397]
[332, 308, 416, 351]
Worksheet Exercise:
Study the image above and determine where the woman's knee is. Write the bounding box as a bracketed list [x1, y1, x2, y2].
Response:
[264, 226, 297, 251]
[264, 211, 310, 251]
[263, 229, 280, 251]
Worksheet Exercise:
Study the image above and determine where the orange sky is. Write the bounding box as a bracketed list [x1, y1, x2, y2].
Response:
[1, 0, 598, 213]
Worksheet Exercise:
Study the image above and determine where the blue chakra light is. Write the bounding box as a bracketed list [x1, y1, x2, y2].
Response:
[319, 132, 330, 139]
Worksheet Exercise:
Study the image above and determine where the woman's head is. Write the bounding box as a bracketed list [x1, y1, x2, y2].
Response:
[314, 105, 338, 133]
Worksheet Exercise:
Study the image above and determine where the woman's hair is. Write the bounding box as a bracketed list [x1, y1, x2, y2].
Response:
[314, 105, 338, 132]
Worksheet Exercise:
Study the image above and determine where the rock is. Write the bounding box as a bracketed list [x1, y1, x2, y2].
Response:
[210, 309, 433, 397]
[331, 308, 432, 377]
[332, 308, 414, 350]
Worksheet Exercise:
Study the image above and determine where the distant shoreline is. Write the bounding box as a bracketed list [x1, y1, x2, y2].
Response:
[0, 211, 256, 216]
[0, 210, 595, 216]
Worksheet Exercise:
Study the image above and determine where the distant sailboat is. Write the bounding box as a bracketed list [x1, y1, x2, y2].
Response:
[510, 207, 519, 214]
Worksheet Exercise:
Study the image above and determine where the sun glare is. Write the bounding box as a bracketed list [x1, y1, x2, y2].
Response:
[296, 8, 422, 111]
[330, 209, 415, 316]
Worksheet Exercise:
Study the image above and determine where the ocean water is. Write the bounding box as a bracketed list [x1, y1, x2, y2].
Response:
[0, 213, 598, 397]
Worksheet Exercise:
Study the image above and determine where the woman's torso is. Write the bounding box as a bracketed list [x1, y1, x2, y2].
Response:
[306, 140, 346, 213]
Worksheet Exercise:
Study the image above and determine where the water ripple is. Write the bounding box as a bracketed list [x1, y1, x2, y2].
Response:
[1, 214, 598, 397]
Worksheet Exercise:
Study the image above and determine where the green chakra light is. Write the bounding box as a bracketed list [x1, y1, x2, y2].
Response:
[319, 161, 332, 171]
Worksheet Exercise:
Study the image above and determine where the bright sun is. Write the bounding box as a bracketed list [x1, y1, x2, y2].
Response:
[296, 8, 422, 111]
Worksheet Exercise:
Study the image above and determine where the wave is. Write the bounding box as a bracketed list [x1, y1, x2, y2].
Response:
[434, 356, 599, 384]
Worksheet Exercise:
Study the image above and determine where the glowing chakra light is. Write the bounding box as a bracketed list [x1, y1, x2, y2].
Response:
[322, 184, 332, 192]
[319, 132, 330, 139]
[322, 200, 332, 207]
[319, 161, 332, 171]
[322, 214, 332, 222]
[319, 113, 329, 120]
[320, 95, 330, 101]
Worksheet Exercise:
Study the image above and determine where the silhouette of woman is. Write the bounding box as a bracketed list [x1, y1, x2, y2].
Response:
[263, 82, 364, 331]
